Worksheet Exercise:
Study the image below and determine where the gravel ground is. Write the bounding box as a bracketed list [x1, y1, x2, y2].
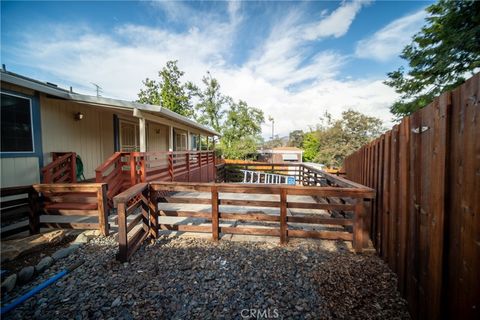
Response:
[3, 236, 410, 319]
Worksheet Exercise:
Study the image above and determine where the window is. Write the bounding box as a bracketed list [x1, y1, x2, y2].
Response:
[1, 92, 34, 152]
[175, 132, 187, 151]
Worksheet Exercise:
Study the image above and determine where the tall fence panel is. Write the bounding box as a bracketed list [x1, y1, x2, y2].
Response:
[343, 73, 479, 320]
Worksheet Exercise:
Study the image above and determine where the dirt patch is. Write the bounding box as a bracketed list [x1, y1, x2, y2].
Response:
[1, 235, 76, 274]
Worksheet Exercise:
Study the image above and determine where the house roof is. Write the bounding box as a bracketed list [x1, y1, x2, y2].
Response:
[0, 69, 220, 136]
[258, 146, 304, 154]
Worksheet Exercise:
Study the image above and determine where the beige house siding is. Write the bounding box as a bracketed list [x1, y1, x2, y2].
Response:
[0, 157, 40, 187]
[40, 96, 114, 179]
[147, 122, 169, 152]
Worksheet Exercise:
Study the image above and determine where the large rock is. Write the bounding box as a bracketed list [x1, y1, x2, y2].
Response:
[18, 266, 35, 284]
[52, 244, 79, 261]
[1, 274, 16, 292]
[35, 256, 53, 273]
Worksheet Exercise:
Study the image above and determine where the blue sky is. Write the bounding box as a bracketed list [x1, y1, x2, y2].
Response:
[1, 0, 433, 137]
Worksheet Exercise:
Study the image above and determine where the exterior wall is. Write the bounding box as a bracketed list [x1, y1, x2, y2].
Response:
[147, 122, 168, 152]
[40, 96, 115, 179]
[0, 82, 42, 187]
[0, 157, 40, 187]
[272, 153, 302, 163]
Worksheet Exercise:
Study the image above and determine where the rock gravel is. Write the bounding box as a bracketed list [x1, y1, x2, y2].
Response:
[2, 236, 410, 319]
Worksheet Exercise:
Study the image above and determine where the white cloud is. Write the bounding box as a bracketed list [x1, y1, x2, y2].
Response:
[6, 1, 398, 139]
[355, 9, 427, 61]
[303, 0, 369, 40]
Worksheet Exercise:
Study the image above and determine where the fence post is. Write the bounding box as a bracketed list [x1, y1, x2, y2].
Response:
[140, 155, 146, 183]
[168, 153, 174, 182]
[129, 153, 136, 186]
[353, 198, 367, 253]
[150, 189, 159, 239]
[117, 202, 128, 262]
[280, 188, 288, 244]
[211, 186, 219, 241]
[97, 184, 109, 236]
[28, 188, 40, 235]
[186, 153, 191, 182]
[71, 152, 77, 183]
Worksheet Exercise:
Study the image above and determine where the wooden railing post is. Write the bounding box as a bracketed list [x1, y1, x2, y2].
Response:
[211, 186, 219, 241]
[71, 152, 77, 183]
[117, 202, 128, 262]
[186, 153, 191, 182]
[168, 153, 174, 182]
[129, 153, 136, 186]
[140, 154, 146, 183]
[150, 190, 159, 239]
[353, 198, 367, 252]
[28, 188, 40, 235]
[97, 184, 109, 236]
[280, 188, 288, 244]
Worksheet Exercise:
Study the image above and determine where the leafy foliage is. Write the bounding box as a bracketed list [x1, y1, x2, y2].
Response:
[187, 72, 229, 132]
[288, 130, 304, 148]
[219, 100, 265, 159]
[385, 0, 480, 117]
[137, 60, 194, 117]
[301, 110, 383, 166]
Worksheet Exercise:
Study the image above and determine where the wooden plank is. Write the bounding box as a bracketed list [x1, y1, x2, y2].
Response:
[220, 213, 279, 222]
[162, 197, 211, 205]
[117, 202, 128, 262]
[288, 229, 353, 241]
[220, 227, 280, 236]
[287, 216, 353, 226]
[33, 183, 104, 193]
[113, 183, 148, 205]
[220, 199, 279, 208]
[286, 202, 354, 211]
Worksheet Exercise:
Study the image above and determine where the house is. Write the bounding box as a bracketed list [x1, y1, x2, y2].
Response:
[0, 69, 220, 187]
[257, 147, 303, 163]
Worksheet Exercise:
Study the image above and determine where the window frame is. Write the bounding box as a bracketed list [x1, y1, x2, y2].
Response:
[0, 90, 42, 158]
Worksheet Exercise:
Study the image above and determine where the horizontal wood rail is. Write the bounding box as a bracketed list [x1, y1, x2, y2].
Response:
[0, 185, 36, 238]
[42, 152, 77, 184]
[114, 181, 374, 262]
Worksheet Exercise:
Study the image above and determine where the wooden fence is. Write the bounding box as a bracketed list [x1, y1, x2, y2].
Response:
[0, 183, 110, 238]
[0, 186, 36, 238]
[343, 73, 479, 320]
[113, 181, 374, 262]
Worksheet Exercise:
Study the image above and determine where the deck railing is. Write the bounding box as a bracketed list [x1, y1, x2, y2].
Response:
[95, 150, 216, 207]
[114, 181, 374, 262]
[0, 183, 109, 237]
[42, 152, 77, 183]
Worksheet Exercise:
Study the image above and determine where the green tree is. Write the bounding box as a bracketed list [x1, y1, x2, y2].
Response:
[302, 131, 320, 162]
[137, 60, 194, 117]
[219, 100, 264, 159]
[187, 71, 229, 132]
[315, 110, 383, 166]
[288, 130, 304, 148]
[385, 0, 480, 117]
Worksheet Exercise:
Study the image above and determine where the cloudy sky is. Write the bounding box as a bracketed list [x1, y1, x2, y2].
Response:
[1, 0, 432, 138]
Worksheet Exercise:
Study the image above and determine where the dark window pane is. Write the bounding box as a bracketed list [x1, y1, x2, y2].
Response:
[1, 93, 34, 152]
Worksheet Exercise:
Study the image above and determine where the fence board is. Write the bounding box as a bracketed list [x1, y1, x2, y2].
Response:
[343, 73, 480, 320]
